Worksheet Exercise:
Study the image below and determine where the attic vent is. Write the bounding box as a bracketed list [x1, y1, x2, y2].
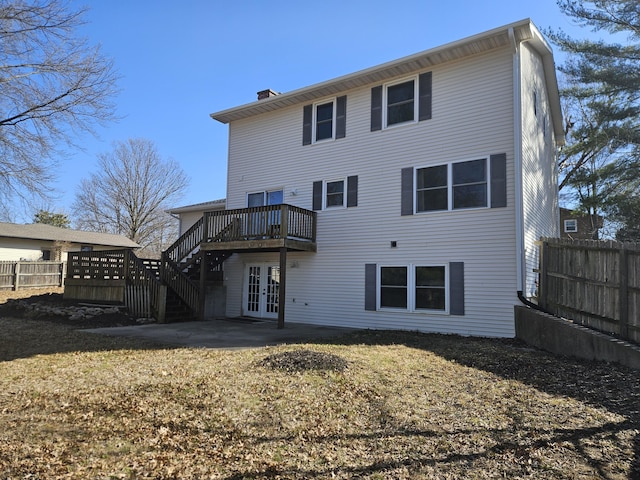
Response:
[257, 89, 279, 100]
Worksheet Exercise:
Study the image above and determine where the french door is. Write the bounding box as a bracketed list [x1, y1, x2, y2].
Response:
[244, 263, 280, 319]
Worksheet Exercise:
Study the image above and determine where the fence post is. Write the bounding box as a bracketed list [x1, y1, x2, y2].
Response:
[157, 285, 167, 323]
[619, 247, 629, 340]
[538, 240, 548, 310]
[13, 261, 20, 291]
[60, 261, 67, 287]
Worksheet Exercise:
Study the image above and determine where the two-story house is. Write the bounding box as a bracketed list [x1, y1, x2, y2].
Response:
[169, 19, 563, 337]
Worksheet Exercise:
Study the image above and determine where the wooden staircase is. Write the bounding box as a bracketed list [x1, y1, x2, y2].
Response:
[158, 216, 235, 321]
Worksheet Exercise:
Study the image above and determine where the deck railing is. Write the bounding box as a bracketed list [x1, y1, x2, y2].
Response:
[67, 250, 167, 321]
[203, 204, 316, 243]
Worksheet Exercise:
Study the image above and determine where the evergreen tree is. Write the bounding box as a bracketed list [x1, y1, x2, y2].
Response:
[550, 0, 640, 237]
[33, 210, 70, 229]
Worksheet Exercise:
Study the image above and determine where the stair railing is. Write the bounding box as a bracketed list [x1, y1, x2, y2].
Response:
[165, 215, 205, 265]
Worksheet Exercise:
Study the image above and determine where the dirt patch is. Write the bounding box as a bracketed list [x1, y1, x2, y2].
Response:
[259, 349, 349, 372]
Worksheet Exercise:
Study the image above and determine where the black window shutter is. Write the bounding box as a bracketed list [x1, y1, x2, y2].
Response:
[371, 86, 382, 131]
[365, 264, 377, 311]
[449, 262, 465, 315]
[418, 72, 432, 121]
[336, 96, 347, 139]
[347, 175, 358, 207]
[302, 104, 312, 145]
[490, 153, 507, 208]
[401, 167, 414, 216]
[312, 181, 323, 211]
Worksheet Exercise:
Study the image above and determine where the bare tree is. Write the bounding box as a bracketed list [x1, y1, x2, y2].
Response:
[0, 0, 119, 205]
[73, 138, 189, 257]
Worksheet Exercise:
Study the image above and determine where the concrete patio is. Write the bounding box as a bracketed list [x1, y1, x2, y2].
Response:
[84, 317, 357, 349]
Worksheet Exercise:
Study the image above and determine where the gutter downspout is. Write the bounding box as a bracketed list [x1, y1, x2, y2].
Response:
[509, 27, 527, 304]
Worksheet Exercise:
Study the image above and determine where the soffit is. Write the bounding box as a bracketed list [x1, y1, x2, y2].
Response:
[211, 19, 537, 124]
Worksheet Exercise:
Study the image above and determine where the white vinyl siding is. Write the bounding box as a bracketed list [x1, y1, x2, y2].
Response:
[520, 43, 560, 298]
[223, 47, 518, 337]
[0, 239, 131, 262]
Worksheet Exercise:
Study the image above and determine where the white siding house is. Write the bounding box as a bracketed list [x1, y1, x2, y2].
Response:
[0, 222, 140, 262]
[188, 19, 563, 337]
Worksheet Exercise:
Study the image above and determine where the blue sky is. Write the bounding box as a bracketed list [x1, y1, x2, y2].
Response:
[41, 0, 587, 222]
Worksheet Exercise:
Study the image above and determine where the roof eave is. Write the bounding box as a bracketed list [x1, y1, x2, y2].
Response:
[518, 24, 565, 146]
[210, 18, 539, 124]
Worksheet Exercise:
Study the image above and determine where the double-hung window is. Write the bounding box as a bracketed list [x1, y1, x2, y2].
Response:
[315, 101, 335, 142]
[312, 176, 358, 211]
[564, 219, 578, 233]
[379, 265, 447, 311]
[402, 153, 506, 216]
[416, 158, 488, 212]
[325, 179, 345, 208]
[303, 96, 347, 145]
[371, 71, 432, 131]
[386, 79, 416, 126]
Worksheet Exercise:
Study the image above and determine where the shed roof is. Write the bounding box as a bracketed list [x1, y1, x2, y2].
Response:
[0, 222, 140, 248]
[210, 18, 564, 144]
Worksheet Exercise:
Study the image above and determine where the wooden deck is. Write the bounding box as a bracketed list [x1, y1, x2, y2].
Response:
[200, 204, 317, 252]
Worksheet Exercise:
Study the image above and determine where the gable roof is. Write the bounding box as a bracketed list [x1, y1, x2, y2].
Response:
[167, 198, 226, 214]
[210, 18, 563, 145]
[0, 222, 140, 248]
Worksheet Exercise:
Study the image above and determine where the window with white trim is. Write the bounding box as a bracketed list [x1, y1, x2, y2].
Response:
[325, 179, 345, 208]
[314, 100, 335, 142]
[312, 176, 358, 211]
[564, 219, 578, 233]
[379, 265, 447, 312]
[303, 96, 346, 145]
[247, 189, 283, 207]
[416, 158, 488, 212]
[385, 77, 417, 127]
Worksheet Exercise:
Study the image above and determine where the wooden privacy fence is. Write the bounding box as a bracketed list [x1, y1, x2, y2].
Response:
[538, 237, 640, 344]
[0, 261, 65, 290]
[66, 250, 166, 322]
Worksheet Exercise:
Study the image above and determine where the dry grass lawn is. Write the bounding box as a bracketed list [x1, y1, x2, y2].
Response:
[0, 293, 639, 479]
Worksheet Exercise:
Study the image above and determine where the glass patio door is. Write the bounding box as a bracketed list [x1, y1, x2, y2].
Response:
[247, 190, 283, 238]
[244, 263, 280, 319]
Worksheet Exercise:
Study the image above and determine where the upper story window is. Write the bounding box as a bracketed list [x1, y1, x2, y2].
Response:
[315, 101, 335, 141]
[386, 79, 416, 126]
[248, 189, 283, 207]
[371, 71, 432, 131]
[303, 96, 347, 145]
[416, 158, 488, 212]
[312, 176, 358, 211]
[325, 179, 345, 208]
[401, 153, 507, 216]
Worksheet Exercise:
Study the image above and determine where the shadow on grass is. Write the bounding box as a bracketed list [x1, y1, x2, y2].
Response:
[321, 329, 640, 479]
[219, 420, 635, 479]
[0, 316, 173, 362]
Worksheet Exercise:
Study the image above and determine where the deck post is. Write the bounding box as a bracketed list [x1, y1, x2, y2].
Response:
[199, 251, 207, 320]
[278, 247, 287, 329]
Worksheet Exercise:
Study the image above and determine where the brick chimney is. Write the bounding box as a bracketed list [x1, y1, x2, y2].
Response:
[257, 89, 279, 100]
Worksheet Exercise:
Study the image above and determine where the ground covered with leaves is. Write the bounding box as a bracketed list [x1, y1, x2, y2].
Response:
[1, 293, 639, 479]
[0, 288, 146, 328]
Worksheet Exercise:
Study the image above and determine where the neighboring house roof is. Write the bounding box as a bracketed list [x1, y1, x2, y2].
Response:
[210, 18, 564, 145]
[0, 222, 140, 248]
[167, 199, 226, 214]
